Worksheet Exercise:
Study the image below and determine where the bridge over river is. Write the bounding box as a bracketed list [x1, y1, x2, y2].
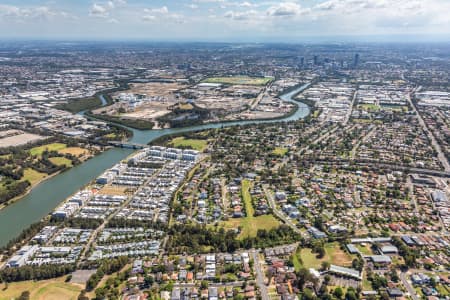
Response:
[0, 83, 311, 247]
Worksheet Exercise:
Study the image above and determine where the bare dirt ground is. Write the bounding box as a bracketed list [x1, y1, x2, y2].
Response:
[0, 131, 46, 148]
[125, 82, 186, 97]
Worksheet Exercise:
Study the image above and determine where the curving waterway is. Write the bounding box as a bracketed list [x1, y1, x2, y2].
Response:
[0, 83, 310, 247]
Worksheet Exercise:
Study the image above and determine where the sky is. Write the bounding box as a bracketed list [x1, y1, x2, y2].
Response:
[0, 0, 449, 42]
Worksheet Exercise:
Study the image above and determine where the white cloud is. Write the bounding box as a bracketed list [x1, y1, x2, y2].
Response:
[224, 9, 258, 20]
[193, 0, 226, 3]
[0, 4, 68, 21]
[90, 3, 110, 18]
[142, 15, 156, 21]
[239, 2, 254, 8]
[267, 2, 303, 17]
[144, 6, 169, 14]
[186, 4, 199, 9]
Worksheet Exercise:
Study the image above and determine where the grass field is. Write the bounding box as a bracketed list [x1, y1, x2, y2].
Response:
[169, 137, 208, 152]
[437, 284, 450, 296]
[179, 103, 194, 110]
[272, 147, 288, 156]
[49, 157, 73, 167]
[359, 104, 380, 111]
[297, 242, 354, 269]
[202, 76, 272, 86]
[0, 276, 83, 300]
[29, 143, 67, 156]
[220, 179, 280, 239]
[356, 244, 373, 255]
[58, 147, 89, 156]
[22, 168, 47, 185]
[56, 96, 103, 113]
[242, 180, 254, 216]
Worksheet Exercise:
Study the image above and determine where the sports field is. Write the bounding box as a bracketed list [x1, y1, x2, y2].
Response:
[0, 276, 83, 300]
[202, 76, 272, 86]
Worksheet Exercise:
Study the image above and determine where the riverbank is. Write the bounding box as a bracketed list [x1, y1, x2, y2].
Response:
[0, 150, 100, 212]
[0, 170, 61, 211]
[0, 83, 311, 248]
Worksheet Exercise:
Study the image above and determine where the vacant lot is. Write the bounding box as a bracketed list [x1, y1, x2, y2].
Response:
[203, 76, 272, 86]
[0, 276, 82, 300]
[297, 242, 354, 270]
[169, 137, 208, 152]
[0, 132, 46, 148]
[125, 82, 185, 97]
[29, 143, 67, 156]
[98, 185, 129, 196]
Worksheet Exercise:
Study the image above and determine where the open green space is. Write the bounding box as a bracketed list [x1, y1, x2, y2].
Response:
[221, 214, 280, 240]
[22, 168, 47, 185]
[358, 104, 380, 111]
[56, 96, 103, 113]
[29, 143, 67, 156]
[437, 284, 450, 296]
[202, 76, 272, 86]
[295, 242, 354, 270]
[169, 137, 208, 152]
[220, 179, 279, 239]
[272, 147, 288, 156]
[356, 244, 373, 255]
[0, 276, 82, 300]
[49, 157, 73, 167]
[242, 179, 254, 216]
[87, 112, 154, 130]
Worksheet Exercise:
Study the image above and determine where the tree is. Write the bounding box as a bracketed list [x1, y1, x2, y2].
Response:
[18, 291, 30, 300]
[321, 261, 330, 271]
[333, 287, 343, 299]
[303, 288, 316, 300]
[345, 288, 358, 300]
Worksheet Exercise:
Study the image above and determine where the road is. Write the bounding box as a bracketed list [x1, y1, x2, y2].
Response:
[407, 91, 450, 172]
[400, 271, 419, 300]
[174, 281, 245, 288]
[350, 124, 375, 159]
[272, 125, 338, 172]
[252, 250, 269, 300]
[78, 167, 163, 266]
[250, 82, 273, 109]
[405, 176, 418, 213]
[344, 90, 358, 125]
[263, 185, 303, 236]
[309, 158, 450, 178]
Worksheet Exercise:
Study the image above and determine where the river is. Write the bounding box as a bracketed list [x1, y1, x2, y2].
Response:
[0, 83, 310, 247]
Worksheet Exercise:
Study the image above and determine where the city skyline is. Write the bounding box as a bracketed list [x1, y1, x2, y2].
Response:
[0, 0, 450, 42]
